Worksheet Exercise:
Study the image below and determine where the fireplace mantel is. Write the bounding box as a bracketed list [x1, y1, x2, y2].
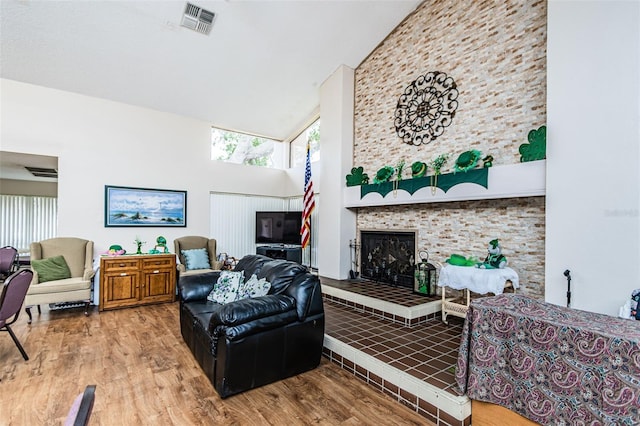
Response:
[344, 160, 545, 208]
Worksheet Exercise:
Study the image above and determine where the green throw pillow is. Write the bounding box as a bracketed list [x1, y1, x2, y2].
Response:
[31, 255, 72, 283]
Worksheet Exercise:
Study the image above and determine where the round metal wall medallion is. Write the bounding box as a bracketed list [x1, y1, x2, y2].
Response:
[394, 71, 459, 146]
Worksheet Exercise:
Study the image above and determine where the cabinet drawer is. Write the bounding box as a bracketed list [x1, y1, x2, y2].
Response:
[102, 258, 139, 271]
[142, 256, 175, 269]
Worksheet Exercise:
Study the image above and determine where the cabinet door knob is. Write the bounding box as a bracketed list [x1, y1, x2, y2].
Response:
[120, 273, 127, 276]
[153, 270, 159, 274]
[119, 263, 125, 267]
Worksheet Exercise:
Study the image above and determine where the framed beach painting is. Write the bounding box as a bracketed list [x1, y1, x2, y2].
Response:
[105, 185, 187, 227]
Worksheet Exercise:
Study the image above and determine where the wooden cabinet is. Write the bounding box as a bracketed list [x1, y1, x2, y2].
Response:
[100, 254, 176, 311]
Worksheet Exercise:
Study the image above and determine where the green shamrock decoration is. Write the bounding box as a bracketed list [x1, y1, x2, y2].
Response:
[519, 125, 546, 162]
[345, 166, 369, 186]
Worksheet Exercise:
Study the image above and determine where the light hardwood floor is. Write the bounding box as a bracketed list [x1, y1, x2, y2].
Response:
[1, 302, 433, 425]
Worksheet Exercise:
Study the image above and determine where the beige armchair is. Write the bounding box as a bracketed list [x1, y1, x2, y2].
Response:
[26, 237, 95, 323]
[174, 236, 221, 277]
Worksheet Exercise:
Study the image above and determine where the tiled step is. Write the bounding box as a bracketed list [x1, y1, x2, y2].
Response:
[322, 280, 442, 327]
[320, 279, 472, 426]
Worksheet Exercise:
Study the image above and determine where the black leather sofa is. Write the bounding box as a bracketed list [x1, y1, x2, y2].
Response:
[178, 254, 325, 398]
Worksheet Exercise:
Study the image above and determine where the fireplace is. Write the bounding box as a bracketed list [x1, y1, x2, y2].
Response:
[360, 230, 416, 288]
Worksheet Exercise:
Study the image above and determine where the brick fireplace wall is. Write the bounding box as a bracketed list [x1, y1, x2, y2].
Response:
[353, 0, 547, 297]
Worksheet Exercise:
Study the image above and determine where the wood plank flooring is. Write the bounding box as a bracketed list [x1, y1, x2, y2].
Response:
[0, 303, 433, 425]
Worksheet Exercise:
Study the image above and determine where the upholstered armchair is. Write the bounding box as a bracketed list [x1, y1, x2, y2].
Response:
[26, 237, 95, 322]
[174, 236, 221, 278]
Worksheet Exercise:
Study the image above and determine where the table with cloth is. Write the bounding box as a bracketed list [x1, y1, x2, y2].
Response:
[456, 293, 640, 425]
[437, 264, 519, 323]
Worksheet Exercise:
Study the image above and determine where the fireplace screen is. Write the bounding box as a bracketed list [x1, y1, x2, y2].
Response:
[360, 230, 416, 288]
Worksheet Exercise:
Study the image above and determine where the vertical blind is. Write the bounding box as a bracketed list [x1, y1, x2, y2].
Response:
[0, 195, 57, 252]
[209, 193, 319, 269]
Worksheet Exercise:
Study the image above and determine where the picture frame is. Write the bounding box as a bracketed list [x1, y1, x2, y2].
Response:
[104, 185, 187, 227]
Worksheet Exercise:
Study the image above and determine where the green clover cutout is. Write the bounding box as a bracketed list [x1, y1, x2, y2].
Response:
[345, 166, 369, 186]
[519, 125, 546, 162]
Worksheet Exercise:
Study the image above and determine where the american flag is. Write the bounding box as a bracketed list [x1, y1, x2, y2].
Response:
[300, 141, 315, 248]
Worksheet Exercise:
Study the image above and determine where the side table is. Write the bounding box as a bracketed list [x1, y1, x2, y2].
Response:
[438, 264, 519, 324]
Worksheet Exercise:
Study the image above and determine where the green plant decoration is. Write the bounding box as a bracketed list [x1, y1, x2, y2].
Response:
[429, 153, 449, 195]
[519, 125, 546, 162]
[396, 160, 406, 180]
[134, 236, 146, 255]
[430, 153, 449, 175]
[346, 166, 369, 186]
[373, 166, 395, 184]
[411, 161, 427, 178]
[454, 150, 482, 173]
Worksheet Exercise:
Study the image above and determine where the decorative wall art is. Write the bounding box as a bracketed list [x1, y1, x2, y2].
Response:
[105, 185, 187, 227]
[519, 125, 546, 162]
[345, 166, 369, 186]
[394, 71, 459, 146]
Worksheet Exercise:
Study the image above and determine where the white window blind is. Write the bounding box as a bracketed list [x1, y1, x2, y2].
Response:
[0, 195, 57, 252]
[209, 193, 319, 269]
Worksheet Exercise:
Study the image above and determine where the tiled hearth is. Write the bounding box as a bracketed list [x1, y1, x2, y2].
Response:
[321, 277, 471, 426]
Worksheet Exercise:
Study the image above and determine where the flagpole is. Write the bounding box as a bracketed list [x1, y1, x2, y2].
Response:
[301, 140, 315, 272]
[308, 214, 312, 272]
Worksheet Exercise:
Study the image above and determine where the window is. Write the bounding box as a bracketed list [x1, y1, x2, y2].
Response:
[290, 119, 320, 168]
[0, 195, 57, 252]
[211, 128, 284, 168]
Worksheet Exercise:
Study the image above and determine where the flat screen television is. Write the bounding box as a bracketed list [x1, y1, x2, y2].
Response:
[255, 211, 302, 246]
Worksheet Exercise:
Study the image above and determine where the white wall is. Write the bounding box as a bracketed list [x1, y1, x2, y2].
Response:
[317, 65, 357, 279]
[546, 1, 640, 315]
[0, 79, 292, 256]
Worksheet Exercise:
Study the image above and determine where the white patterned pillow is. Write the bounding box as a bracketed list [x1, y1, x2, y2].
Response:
[236, 273, 271, 301]
[207, 271, 243, 304]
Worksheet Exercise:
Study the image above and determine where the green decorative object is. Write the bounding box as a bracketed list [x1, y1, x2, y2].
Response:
[346, 166, 369, 187]
[482, 154, 494, 168]
[151, 235, 169, 254]
[373, 166, 395, 184]
[519, 125, 546, 162]
[134, 236, 145, 255]
[430, 153, 449, 175]
[429, 153, 450, 195]
[476, 238, 507, 269]
[361, 167, 488, 198]
[411, 161, 427, 178]
[396, 160, 406, 180]
[105, 245, 126, 256]
[446, 254, 479, 267]
[454, 150, 482, 173]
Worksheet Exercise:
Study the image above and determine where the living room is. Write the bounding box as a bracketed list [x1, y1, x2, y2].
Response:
[1, 0, 639, 424]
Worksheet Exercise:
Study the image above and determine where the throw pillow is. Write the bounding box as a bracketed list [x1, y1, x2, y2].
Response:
[208, 271, 243, 304]
[31, 255, 72, 283]
[236, 273, 271, 301]
[181, 248, 211, 270]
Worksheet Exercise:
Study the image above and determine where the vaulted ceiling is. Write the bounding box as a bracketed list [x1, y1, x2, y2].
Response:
[1, 0, 421, 142]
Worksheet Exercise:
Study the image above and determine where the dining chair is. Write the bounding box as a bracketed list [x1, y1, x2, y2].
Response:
[0, 245, 19, 282]
[0, 269, 33, 360]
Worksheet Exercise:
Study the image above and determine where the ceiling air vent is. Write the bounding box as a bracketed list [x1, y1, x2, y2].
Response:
[25, 166, 58, 178]
[181, 2, 215, 35]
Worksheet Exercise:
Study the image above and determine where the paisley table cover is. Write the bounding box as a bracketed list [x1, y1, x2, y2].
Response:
[456, 294, 640, 425]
